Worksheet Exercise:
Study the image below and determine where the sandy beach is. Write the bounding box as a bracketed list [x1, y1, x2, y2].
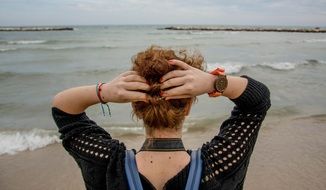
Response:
[1, 115, 326, 190]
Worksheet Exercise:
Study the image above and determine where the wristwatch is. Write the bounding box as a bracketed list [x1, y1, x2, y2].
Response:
[208, 68, 228, 97]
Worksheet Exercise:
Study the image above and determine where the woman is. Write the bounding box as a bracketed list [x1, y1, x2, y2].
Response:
[52, 46, 270, 190]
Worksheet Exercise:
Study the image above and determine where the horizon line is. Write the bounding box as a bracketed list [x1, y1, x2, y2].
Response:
[1, 23, 326, 28]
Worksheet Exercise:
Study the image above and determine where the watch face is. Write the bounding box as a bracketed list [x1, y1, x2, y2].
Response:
[214, 75, 228, 93]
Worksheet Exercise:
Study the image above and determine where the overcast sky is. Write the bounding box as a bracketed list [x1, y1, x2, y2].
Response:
[1, 0, 326, 26]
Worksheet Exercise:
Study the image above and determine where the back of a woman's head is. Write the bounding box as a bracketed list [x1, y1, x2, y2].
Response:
[132, 46, 204, 130]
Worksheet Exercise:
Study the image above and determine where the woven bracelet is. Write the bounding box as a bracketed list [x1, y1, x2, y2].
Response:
[96, 83, 112, 117]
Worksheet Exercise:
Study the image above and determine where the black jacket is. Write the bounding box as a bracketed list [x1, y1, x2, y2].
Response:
[52, 76, 271, 190]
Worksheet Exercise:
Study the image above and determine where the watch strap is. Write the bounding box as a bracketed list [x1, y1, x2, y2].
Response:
[208, 67, 225, 97]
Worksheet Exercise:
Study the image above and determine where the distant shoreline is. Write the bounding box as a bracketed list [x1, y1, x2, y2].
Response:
[161, 26, 326, 33]
[0, 27, 74, 32]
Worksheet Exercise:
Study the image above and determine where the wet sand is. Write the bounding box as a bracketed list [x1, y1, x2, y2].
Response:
[1, 115, 326, 190]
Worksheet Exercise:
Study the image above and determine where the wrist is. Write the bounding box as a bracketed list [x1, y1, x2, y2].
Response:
[207, 73, 217, 93]
[222, 76, 248, 99]
[207, 67, 228, 97]
[100, 83, 111, 103]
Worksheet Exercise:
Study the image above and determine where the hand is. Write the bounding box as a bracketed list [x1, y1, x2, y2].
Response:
[160, 60, 216, 100]
[104, 71, 150, 103]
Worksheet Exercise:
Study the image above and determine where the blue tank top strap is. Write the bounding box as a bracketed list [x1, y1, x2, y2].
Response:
[185, 148, 202, 190]
[124, 149, 202, 190]
[125, 150, 143, 190]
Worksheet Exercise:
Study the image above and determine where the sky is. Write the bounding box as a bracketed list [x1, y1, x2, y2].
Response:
[0, 0, 326, 26]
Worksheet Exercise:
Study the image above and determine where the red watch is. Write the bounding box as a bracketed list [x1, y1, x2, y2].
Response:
[208, 67, 228, 97]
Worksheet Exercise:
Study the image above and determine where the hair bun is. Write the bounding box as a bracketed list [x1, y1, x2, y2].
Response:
[148, 83, 161, 97]
[147, 96, 165, 105]
[131, 46, 203, 130]
[140, 60, 172, 84]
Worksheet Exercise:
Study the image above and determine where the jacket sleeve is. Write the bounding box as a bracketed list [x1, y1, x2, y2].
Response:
[52, 107, 126, 189]
[200, 76, 271, 183]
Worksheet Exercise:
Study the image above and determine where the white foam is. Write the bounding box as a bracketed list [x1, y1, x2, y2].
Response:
[206, 60, 321, 74]
[303, 38, 326, 43]
[207, 62, 245, 74]
[0, 48, 17, 52]
[174, 36, 193, 40]
[45, 46, 68, 50]
[224, 31, 240, 34]
[42, 45, 118, 50]
[189, 31, 215, 35]
[0, 129, 60, 155]
[102, 45, 119, 49]
[7, 40, 47, 45]
[261, 62, 297, 70]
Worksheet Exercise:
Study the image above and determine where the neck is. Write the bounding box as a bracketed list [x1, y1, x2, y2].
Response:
[145, 127, 182, 139]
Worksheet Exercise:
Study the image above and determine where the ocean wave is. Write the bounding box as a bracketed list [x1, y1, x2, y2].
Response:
[0, 48, 17, 52]
[0, 68, 120, 79]
[260, 62, 297, 70]
[0, 71, 18, 79]
[207, 59, 324, 74]
[295, 114, 326, 122]
[173, 36, 194, 40]
[44, 45, 119, 50]
[0, 71, 50, 80]
[188, 31, 215, 35]
[2, 40, 48, 45]
[223, 31, 240, 34]
[0, 45, 119, 52]
[303, 38, 326, 43]
[43, 46, 90, 50]
[102, 45, 119, 49]
[207, 62, 244, 74]
[0, 39, 92, 45]
[0, 129, 60, 155]
[260, 59, 323, 70]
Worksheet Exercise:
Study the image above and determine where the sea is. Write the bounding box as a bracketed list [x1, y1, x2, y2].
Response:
[0, 25, 326, 155]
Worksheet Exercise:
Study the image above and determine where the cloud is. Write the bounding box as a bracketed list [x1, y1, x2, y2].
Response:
[0, 0, 325, 26]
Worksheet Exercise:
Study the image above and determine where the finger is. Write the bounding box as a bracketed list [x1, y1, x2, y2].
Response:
[124, 82, 150, 91]
[168, 59, 191, 70]
[160, 70, 187, 83]
[160, 77, 186, 90]
[123, 91, 148, 102]
[120, 71, 137, 77]
[161, 85, 191, 97]
[124, 74, 147, 83]
[165, 95, 192, 100]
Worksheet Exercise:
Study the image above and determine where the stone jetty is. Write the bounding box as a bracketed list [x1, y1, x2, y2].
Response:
[162, 26, 326, 33]
[0, 27, 74, 32]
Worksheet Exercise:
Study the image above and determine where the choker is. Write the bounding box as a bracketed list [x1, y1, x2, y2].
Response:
[140, 138, 185, 152]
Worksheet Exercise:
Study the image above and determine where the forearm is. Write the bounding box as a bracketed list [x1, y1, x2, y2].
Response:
[160, 60, 250, 100]
[52, 71, 149, 114]
[222, 76, 248, 99]
[52, 85, 101, 114]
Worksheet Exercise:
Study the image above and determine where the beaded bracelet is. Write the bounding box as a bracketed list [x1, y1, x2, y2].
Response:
[96, 82, 106, 104]
[96, 83, 111, 117]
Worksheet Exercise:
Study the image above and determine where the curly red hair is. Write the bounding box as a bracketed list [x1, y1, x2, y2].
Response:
[131, 46, 204, 130]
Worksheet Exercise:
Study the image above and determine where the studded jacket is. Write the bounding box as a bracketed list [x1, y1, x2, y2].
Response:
[52, 76, 271, 190]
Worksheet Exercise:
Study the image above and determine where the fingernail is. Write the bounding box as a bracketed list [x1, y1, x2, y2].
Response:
[218, 67, 225, 72]
[161, 92, 167, 97]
